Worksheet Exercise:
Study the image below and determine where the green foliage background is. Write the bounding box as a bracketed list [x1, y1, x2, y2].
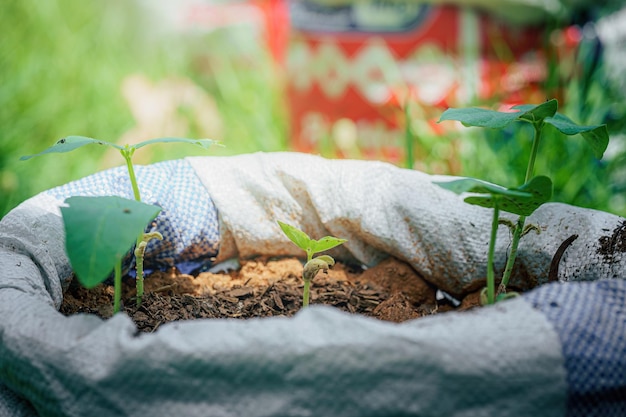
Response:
[455, 53, 626, 217]
[1, 0, 624, 219]
[1, 0, 287, 218]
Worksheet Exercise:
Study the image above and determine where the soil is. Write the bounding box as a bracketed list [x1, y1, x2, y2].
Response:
[57, 219, 626, 333]
[60, 256, 482, 333]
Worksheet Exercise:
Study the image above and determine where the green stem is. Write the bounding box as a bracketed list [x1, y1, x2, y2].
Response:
[134, 232, 163, 306]
[121, 146, 147, 305]
[486, 201, 500, 305]
[302, 250, 314, 308]
[404, 102, 414, 169]
[302, 279, 311, 308]
[134, 243, 146, 307]
[121, 147, 141, 202]
[498, 122, 542, 295]
[525, 122, 542, 183]
[498, 215, 525, 295]
[113, 259, 122, 314]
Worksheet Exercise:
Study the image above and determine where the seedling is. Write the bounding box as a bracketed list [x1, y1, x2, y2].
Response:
[435, 99, 608, 304]
[434, 176, 552, 304]
[277, 220, 347, 308]
[21, 136, 218, 312]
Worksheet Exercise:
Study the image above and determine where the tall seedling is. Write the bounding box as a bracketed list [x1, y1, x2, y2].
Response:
[22, 136, 218, 312]
[435, 99, 609, 303]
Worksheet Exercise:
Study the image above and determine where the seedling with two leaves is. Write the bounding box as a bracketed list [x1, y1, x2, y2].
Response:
[277, 220, 347, 308]
[21, 136, 219, 313]
[435, 99, 609, 304]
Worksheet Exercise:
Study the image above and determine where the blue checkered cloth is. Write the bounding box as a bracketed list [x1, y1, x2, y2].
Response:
[45, 159, 220, 274]
[525, 279, 626, 417]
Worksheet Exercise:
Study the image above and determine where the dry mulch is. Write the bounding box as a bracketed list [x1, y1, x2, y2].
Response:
[60, 256, 471, 333]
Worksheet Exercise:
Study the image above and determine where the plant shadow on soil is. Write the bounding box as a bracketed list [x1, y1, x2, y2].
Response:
[60, 257, 485, 333]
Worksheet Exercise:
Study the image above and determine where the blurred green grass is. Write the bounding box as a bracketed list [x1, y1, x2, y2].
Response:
[2, 0, 624, 220]
[1, 0, 288, 218]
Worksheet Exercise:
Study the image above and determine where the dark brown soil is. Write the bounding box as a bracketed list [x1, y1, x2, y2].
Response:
[60, 256, 476, 333]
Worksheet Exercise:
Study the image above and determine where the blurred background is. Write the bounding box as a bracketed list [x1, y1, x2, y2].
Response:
[2, 0, 625, 219]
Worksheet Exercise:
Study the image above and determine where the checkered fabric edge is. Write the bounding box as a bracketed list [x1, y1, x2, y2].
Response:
[524, 279, 626, 417]
[45, 159, 220, 274]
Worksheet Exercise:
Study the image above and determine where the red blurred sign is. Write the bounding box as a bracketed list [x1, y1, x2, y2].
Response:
[285, 1, 550, 164]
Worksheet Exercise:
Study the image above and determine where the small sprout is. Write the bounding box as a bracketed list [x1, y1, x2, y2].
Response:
[134, 231, 164, 298]
[498, 218, 516, 233]
[521, 223, 541, 237]
[480, 288, 520, 306]
[479, 288, 488, 306]
[496, 291, 520, 302]
[277, 221, 346, 308]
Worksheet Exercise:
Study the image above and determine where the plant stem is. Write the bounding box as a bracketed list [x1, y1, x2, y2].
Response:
[113, 259, 122, 314]
[498, 215, 524, 296]
[134, 242, 147, 307]
[121, 146, 147, 305]
[121, 147, 141, 201]
[302, 251, 313, 308]
[302, 280, 311, 308]
[498, 123, 542, 295]
[404, 102, 414, 169]
[487, 201, 500, 305]
[525, 122, 542, 183]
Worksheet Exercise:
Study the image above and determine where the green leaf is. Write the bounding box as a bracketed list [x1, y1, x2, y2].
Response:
[310, 236, 347, 255]
[21, 136, 221, 161]
[61, 196, 161, 288]
[467, 176, 552, 216]
[133, 137, 221, 150]
[544, 113, 609, 159]
[20, 136, 120, 160]
[438, 99, 558, 129]
[512, 99, 558, 123]
[277, 221, 312, 251]
[434, 177, 531, 198]
[438, 108, 521, 129]
[435, 176, 553, 216]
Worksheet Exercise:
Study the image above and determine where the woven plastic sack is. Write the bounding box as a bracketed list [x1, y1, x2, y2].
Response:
[1, 152, 624, 416]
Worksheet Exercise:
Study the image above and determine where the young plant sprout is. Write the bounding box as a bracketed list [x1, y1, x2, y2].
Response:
[21, 136, 218, 312]
[60, 196, 162, 313]
[436, 99, 609, 304]
[277, 220, 347, 308]
[434, 176, 552, 304]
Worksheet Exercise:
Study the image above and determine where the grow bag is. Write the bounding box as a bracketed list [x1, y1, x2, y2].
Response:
[1, 152, 625, 416]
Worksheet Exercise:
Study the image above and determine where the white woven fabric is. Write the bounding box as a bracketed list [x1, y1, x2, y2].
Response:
[188, 152, 626, 296]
